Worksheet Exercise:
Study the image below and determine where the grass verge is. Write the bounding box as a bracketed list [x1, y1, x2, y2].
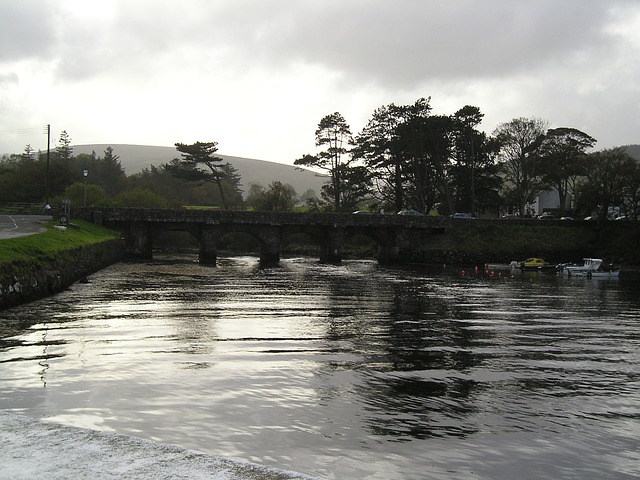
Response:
[0, 220, 120, 264]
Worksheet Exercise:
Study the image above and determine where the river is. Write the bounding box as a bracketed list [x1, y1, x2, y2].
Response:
[1, 255, 640, 479]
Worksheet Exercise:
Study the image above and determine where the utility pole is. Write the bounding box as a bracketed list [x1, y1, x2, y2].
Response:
[45, 124, 51, 204]
[469, 129, 476, 218]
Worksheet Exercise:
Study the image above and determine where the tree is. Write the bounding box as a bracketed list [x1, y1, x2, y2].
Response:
[245, 183, 266, 210]
[354, 98, 493, 215]
[451, 106, 496, 216]
[538, 127, 596, 214]
[621, 160, 640, 221]
[55, 130, 73, 163]
[579, 148, 637, 221]
[420, 114, 456, 214]
[58, 182, 110, 208]
[295, 112, 353, 211]
[451, 138, 502, 215]
[167, 141, 229, 208]
[299, 188, 319, 205]
[49, 130, 75, 199]
[22, 144, 35, 161]
[320, 164, 372, 212]
[493, 117, 548, 216]
[131, 163, 186, 207]
[0, 152, 44, 202]
[96, 146, 127, 196]
[394, 102, 455, 214]
[262, 181, 297, 211]
[218, 162, 244, 209]
[352, 103, 407, 212]
[115, 187, 170, 208]
[246, 181, 297, 211]
[298, 188, 321, 211]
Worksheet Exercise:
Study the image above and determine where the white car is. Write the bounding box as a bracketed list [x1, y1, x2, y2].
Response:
[397, 209, 424, 216]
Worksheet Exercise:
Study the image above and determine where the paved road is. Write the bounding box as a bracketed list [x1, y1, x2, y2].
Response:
[0, 214, 51, 240]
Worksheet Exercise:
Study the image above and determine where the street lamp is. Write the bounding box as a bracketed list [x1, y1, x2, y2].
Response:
[83, 169, 88, 207]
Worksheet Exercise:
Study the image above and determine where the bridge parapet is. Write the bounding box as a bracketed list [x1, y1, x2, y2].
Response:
[80, 207, 452, 228]
[77, 207, 456, 265]
[75, 207, 637, 266]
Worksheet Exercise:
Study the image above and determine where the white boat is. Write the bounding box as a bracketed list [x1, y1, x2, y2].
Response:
[562, 258, 620, 278]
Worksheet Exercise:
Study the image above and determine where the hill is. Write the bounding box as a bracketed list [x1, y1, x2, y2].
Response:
[72, 144, 327, 198]
[623, 144, 640, 160]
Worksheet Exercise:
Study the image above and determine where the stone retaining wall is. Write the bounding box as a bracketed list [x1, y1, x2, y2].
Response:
[0, 239, 124, 311]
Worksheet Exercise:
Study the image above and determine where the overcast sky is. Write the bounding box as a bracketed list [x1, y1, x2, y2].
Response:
[1, 0, 639, 164]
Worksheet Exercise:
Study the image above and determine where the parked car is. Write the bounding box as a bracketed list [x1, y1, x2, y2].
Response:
[397, 209, 424, 216]
[451, 212, 472, 219]
[537, 212, 557, 220]
[501, 213, 519, 220]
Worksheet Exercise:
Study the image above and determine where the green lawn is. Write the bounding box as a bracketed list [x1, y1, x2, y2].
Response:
[0, 220, 120, 264]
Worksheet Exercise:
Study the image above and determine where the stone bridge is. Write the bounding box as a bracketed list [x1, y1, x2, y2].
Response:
[79, 208, 457, 265]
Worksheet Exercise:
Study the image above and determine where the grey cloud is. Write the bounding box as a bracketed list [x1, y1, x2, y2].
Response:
[48, 1, 227, 81]
[203, 0, 619, 88]
[0, 0, 57, 62]
[2, 0, 638, 159]
[15, 0, 638, 95]
[0, 72, 19, 87]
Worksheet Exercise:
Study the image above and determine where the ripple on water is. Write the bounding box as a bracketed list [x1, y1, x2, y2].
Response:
[1, 255, 640, 479]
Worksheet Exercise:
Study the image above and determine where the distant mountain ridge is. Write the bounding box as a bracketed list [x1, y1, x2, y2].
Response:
[72, 144, 327, 198]
[624, 144, 640, 160]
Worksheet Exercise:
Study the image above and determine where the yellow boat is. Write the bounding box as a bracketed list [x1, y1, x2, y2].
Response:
[513, 257, 555, 271]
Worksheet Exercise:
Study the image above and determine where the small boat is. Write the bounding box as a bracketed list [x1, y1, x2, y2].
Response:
[562, 258, 620, 278]
[511, 257, 556, 271]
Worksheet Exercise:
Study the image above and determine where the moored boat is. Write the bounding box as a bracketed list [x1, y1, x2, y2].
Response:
[512, 257, 556, 271]
[562, 258, 620, 278]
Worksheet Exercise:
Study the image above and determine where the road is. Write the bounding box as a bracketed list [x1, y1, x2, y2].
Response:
[0, 214, 50, 240]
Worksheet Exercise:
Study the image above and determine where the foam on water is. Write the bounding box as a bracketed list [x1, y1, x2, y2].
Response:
[0, 412, 316, 480]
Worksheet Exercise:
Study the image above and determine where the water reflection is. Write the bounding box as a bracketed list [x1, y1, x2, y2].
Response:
[1, 255, 640, 478]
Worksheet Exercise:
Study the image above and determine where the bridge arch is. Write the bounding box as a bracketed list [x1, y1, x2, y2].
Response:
[81, 208, 455, 266]
[197, 224, 284, 265]
[281, 225, 404, 264]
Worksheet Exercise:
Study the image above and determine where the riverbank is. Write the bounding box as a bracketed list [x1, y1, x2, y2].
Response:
[0, 220, 123, 310]
[2, 218, 639, 311]
[401, 220, 640, 267]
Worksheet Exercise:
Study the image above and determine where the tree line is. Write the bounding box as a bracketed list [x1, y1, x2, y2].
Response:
[295, 98, 640, 221]
[2, 98, 639, 222]
[0, 133, 312, 212]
